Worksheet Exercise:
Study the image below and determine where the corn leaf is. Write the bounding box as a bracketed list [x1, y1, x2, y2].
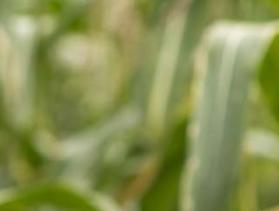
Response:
[184, 21, 279, 211]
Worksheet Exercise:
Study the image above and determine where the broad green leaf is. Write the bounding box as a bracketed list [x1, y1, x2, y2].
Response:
[0, 183, 100, 211]
[144, 0, 235, 209]
[184, 22, 279, 211]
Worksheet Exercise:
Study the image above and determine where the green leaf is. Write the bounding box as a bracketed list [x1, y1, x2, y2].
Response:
[184, 22, 279, 211]
[146, 10, 188, 135]
[0, 16, 38, 130]
[259, 34, 279, 126]
[146, 0, 233, 136]
[145, 0, 210, 137]
[141, 118, 187, 211]
[0, 183, 101, 211]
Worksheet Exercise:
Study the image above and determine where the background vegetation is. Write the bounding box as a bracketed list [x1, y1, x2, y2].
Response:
[0, 0, 278, 210]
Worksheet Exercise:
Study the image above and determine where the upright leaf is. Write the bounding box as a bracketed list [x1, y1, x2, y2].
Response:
[184, 22, 279, 211]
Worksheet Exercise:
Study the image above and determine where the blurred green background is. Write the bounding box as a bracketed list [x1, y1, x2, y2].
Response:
[0, 0, 279, 210]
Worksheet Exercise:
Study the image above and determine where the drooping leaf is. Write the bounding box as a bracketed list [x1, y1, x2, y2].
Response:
[0, 183, 101, 211]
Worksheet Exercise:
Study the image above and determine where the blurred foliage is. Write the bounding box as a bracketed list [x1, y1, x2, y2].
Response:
[0, 0, 278, 211]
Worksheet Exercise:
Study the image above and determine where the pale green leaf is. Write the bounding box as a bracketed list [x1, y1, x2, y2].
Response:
[184, 21, 279, 211]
